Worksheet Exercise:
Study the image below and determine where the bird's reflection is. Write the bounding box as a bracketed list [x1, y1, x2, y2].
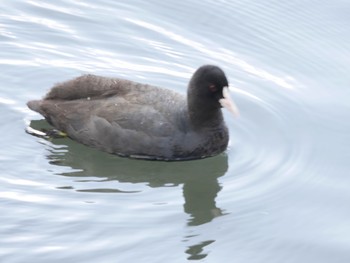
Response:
[185, 240, 215, 260]
[31, 119, 229, 260]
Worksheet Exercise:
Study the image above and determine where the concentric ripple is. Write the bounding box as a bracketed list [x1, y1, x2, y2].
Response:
[223, 86, 315, 201]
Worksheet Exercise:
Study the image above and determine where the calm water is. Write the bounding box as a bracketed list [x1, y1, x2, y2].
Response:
[1, 0, 350, 262]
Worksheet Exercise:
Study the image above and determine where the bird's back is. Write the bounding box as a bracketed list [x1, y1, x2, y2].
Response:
[28, 74, 196, 160]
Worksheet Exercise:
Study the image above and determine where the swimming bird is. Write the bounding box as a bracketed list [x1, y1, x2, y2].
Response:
[27, 65, 239, 161]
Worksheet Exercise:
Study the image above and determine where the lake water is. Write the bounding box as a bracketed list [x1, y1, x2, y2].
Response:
[1, 1, 350, 262]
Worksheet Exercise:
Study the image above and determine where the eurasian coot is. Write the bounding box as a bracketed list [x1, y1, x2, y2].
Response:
[27, 65, 239, 160]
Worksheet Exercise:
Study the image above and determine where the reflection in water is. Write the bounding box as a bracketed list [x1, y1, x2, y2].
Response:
[183, 175, 223, 226]
[30, 119, 229, 260]
[185, 240, 215, 260]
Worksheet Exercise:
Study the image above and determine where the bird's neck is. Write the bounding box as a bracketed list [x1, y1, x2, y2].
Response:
[187, 100, 224, 129]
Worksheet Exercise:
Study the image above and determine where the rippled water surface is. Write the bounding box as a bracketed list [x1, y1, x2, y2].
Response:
[1, 1, 350, 262]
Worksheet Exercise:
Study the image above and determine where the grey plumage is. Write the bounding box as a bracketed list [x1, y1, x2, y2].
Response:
[27, 65, 230, 161]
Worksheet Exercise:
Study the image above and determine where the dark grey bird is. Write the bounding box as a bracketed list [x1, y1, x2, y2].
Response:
[27, 65, 239, 161]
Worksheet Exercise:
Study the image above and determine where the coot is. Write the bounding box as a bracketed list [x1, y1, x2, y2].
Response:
[27, 65, 239, 161]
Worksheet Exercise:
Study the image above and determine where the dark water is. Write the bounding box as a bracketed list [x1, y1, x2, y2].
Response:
[1, 1, 350, 262]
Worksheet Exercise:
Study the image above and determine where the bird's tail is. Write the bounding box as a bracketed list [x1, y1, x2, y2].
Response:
[27, 100, 43, 114]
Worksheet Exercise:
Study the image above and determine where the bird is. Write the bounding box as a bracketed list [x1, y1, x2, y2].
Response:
[27, 65, 239, 161]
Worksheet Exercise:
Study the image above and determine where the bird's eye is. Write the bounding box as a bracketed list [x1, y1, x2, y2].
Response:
[209, 84, 217, 92]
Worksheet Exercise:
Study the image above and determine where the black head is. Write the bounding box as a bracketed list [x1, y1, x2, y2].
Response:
[186, 65, 230, 128]
[188, 65, 229, 108]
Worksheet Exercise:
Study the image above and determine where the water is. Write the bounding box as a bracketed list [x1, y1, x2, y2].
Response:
[1, 0, 350, 262]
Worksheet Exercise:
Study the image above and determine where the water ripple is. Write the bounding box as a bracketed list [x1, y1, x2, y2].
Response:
[1, 1, 349, 262]
[126, 18, 297, 90]
[224, 88, 314, 202]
